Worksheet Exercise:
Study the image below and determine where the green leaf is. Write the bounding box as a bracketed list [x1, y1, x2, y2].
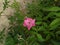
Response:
[43, 7, 60, 11]
[43, 12, 60, 20]
[5, 35, 15, 45]
[27, 35, 35, 42]
[10, 0, 20, 11]
[3, 0, 9, 10]
[55, 13, 60, 17]
[49, 18, 60, 30]
[36, 22, 41, 25]
[38, 26, 46, 31]
[46, 34, 51, 40]
[33, 42, 40, 45]
[36, 33, 45, 42]
[19, 39, 25, 45]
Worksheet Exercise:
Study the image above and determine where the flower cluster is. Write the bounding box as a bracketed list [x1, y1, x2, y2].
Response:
[23, 17, 35, 30]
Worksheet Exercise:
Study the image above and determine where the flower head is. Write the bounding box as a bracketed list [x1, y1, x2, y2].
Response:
[23, 17, 35, 30]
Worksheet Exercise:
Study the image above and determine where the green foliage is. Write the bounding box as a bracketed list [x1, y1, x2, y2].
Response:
[36, 33, 45, 42]
[0, 0, 60, 45]
[3, 0, 9, 10]
[5, 35, 15, 45]
[49, 18, 60, 30]
[0, 28, 5, 43]
[26, 0, 60, 45]
[42, 7, 60, 11]
[0, 0, 9, 16]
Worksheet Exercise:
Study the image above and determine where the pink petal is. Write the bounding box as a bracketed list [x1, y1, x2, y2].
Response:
[23, 17, 36, 30]
[31, 19, 35, 26]
[23, 22, 26, 27]
[27, 24, 32, 30]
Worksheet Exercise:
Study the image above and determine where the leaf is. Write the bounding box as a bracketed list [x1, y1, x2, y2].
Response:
[3, 0, 9, 10]
[33, 42, 40, 45]
[43, 7, 60, 11]
[46, 34, 51, 40]
[10, 0, 20, 11]
[38, 26, 46, 31]
[26, 35, 35, 42]
[5, 35, 15, 45]
[27, 35, 37, 45]
[36, 22, 41, 25]
[43, 12, 60, 20]
[30, 31, 45, 42]
[55, 13, 60, 17]
[49, 18, 60, 30]
[36, 33, 45, 42]
[19, 39, 25, 45]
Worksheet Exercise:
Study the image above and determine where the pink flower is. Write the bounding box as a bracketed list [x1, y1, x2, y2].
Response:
[23, 17, 35, 30]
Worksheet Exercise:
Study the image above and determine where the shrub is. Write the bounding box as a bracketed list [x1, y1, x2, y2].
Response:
[0, 0, 60, 45]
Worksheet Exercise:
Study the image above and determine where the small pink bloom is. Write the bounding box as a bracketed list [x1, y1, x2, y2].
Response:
[23, 17, 35, 30]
